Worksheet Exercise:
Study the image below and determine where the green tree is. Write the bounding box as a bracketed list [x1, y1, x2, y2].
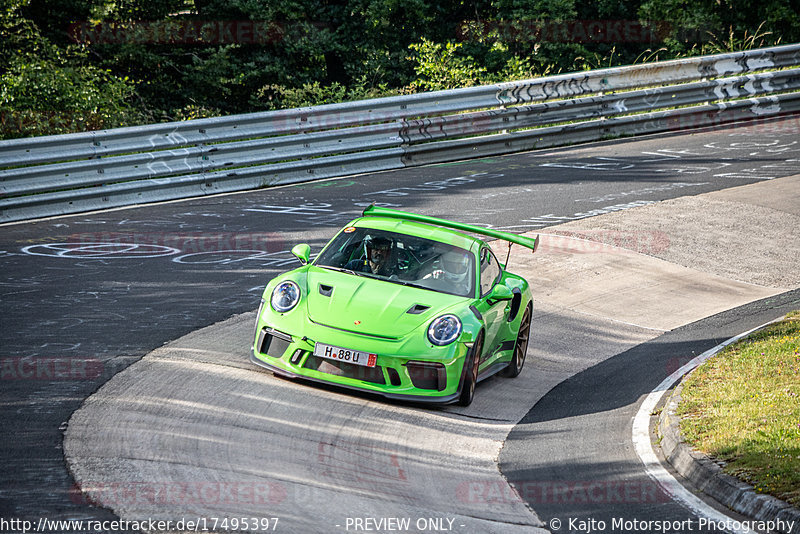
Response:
[407, 38, 487, 90]
[1, 0, 141, 138]
[4, 0, 797, 138]
[638, 0, 797, 54]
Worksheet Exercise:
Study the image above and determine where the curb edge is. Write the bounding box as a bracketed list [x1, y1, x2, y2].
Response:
[658, 382, 800, 533]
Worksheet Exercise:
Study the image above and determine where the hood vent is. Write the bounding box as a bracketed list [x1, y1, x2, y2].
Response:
[319, 284, 334, 297]
[406, 304, 430, 315]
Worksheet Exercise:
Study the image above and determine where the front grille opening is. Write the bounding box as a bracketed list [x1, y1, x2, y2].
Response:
[405, 361, 446, 391]
[386, 367, 402, 386]
[258, 329, 292, 359]
[303, 356, 385, 385]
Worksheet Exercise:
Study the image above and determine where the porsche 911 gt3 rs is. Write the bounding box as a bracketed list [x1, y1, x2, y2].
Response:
[251, 206, 538, 406]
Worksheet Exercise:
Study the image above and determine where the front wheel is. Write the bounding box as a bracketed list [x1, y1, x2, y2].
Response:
[502, 304, 531, 378]
[457, 333, 483, 406]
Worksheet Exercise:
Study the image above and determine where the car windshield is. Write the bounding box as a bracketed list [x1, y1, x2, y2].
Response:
[314, 227, 476, 298]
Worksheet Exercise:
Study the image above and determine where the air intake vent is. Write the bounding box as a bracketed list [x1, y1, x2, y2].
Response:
[406, 304, 430, 315]
[319, 284, 333, 297]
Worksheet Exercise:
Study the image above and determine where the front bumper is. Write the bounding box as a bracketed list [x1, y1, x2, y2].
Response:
[250, 350, 462, 404]
[251, 322, 470, 405]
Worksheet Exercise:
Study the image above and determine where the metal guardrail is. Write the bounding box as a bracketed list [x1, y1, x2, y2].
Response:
[1, 44, 799, 222]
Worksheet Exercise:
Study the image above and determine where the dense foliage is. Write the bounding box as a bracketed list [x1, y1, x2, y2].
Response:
[1, 0, 797, 138]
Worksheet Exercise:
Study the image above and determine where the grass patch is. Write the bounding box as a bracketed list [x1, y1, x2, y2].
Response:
[678, 311, 800, 507]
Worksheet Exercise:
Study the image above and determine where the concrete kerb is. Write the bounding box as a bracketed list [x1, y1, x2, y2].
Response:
[658, 346, 800, 534]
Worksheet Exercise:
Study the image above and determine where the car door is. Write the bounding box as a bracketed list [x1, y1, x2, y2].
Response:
[474, 246, 506, 368]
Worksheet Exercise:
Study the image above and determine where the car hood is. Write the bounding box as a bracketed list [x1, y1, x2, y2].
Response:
[304, 267, 466, 338]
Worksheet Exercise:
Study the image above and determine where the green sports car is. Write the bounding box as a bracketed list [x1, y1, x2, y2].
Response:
[251, 206, 538, 406]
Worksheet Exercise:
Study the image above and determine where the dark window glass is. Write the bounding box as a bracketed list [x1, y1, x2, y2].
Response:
[314, 227, 475, 298]
[479, 247, 501, 297]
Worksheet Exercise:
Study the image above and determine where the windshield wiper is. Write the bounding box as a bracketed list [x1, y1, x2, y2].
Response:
[391, 279, 432, 291]
[318, 265, 362, 276]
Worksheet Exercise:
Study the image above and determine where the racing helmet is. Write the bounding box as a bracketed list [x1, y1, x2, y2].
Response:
[364, 234, 392, 263]
[441, 250, 470, 282]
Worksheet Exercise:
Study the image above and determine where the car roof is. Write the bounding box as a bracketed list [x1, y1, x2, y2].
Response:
[350, 216, 482, 252]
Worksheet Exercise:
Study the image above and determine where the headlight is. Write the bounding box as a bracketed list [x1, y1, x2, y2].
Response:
[427, 314, 462, 346]
[270, 281, 300, 313]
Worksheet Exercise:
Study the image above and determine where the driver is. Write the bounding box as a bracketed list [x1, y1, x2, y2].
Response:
[425, 250, 470, 293]
[346, 235, 393, 276]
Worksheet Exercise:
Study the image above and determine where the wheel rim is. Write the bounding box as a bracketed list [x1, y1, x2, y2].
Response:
[515, 308, 531, 372]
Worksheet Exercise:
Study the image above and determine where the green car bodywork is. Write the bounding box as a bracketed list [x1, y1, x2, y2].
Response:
[251, 206, 537, 406]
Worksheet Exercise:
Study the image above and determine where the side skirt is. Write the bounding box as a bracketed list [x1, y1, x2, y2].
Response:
[477, 360, 511, 383]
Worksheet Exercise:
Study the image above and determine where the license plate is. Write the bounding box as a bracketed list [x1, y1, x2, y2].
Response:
[314, 343, 377, 368]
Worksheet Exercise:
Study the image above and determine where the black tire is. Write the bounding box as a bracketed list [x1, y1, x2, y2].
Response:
[458, 332, 483, 406]
[502, 304, 531, 378]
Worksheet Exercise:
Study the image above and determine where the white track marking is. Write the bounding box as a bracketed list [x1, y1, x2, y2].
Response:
[632, 317, 784, 534]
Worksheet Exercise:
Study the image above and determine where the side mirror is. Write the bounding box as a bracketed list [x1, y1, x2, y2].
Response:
[291, 243, 311, 265]
[487, 284, 513, 303]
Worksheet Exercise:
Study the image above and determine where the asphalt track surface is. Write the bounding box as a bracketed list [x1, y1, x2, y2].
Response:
[500, 289, 800, 534]
[2, 115, 799, 530]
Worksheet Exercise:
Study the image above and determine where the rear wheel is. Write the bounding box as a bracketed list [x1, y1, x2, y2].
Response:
[502, 304, 531, 378]
[457, 333, 483, 406]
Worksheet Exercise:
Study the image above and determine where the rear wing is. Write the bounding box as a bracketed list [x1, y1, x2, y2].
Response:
[362, 205, 539, 253]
